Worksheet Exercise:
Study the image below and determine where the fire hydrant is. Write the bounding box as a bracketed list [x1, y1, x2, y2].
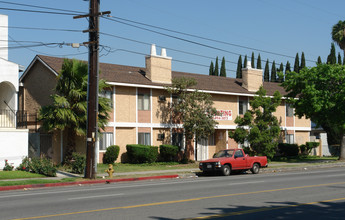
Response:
[105, 164, 114, 178]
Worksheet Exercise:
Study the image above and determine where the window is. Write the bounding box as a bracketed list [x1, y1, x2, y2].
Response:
[172, 133, 184, 150]
[239, 100, 248, 115]
[99, 132, 114, 151]
[286, 134, 294, 144]
[100, 90, 113, 107]
[138, 132, 151, 145]
[209, 133, 215, 146]
[235, 149, 244, 157]
[138, 93, 150, 110]
[286, 103, 294, 117]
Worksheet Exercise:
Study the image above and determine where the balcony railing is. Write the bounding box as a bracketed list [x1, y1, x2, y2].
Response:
[0, 109, 27, 129]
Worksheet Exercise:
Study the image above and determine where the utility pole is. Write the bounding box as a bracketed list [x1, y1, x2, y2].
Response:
[74, 0, 110, 179]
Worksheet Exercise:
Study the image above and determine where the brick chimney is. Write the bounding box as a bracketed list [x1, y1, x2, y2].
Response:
[242, 61, 263, 92]
[145, 44, 172, 84]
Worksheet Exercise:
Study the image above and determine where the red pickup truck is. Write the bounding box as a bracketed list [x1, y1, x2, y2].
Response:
[199, 149, 267, 176]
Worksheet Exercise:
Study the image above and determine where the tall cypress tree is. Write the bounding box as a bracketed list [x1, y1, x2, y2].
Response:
[209, 61, 214, 75]
[294, 53, 300, 73]
[285, 61, 291, 81]
[317, 56, 322, 64]
[214, 57, 219, 76]
[300, 52, 306, 70]
[327, 43, 336, 64]
[277, 63, 284, 83]
[338, 52, 342, 65]
[270, 61, 277, 82]
[236, 55, 242, 79]
[251, 52, 255, 68]
[243, 55, 248, 68]
[343, 56, 345, 65]
[264, 59, 270, 82]
[257, 54, 262, 69]
[220, 57, 226, 77]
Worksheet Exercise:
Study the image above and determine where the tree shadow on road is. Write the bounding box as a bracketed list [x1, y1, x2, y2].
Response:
[150, 200, 345, 220]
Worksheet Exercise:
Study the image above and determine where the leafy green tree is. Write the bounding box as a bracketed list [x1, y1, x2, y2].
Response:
[251, 52, 255, 68]
[165, 77, 218, 161]
[214, 57, 219, 76]
[209, 61, 214, 76]
[39, 59, 111, 160]
[300, 52, 306, 70]
[243, 55, 248, 68]
[264, 59, 270, 82]
[332, 20, 345, 58]
[338, 52, 342, 65]
[327, 43, 337, 64]
[229, 87, 282, 159]
[281, 64, 345, 160]
[317, 56, 322, 64]
[220, 57, 226, 77]
[270, 61, 277, 82]
[294, 53, 300, 73]
[236, 55, 242, 78]
[257, 54, 262, 69]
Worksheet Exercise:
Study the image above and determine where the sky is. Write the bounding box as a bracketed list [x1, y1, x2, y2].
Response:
[1, 0, 344, 78]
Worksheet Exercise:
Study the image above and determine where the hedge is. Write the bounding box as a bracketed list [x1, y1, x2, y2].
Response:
[103, 145, 120, 164]
[126, 144, 158, 163]
[300, 142, 319, 155]
[159, 145, 179, 162]
[277, 143, 299, 157]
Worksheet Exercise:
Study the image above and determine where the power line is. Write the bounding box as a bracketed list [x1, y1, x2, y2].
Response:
[102, 15, 317, 63]
[0, 1, 84, 14]
[0, 25, 82, 33]
[100, 32, 237, 65]
[0, 7, 81, 16]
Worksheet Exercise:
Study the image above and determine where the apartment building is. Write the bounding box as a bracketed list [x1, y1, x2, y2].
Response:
[19, 45, 311, 164]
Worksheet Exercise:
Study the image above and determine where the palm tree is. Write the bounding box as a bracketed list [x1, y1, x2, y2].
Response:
[332, 20, 345, 57]
[39, 59, 111, 161]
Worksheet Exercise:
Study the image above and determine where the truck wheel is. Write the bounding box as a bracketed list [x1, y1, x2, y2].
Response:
[222, 165, 231, 176]
[251, 163, 260, 174]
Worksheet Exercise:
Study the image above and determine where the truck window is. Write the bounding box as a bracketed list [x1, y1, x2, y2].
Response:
[235, 150, 244, 157]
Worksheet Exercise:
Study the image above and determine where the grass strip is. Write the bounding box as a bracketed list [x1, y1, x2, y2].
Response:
[0, 171, 45, 180]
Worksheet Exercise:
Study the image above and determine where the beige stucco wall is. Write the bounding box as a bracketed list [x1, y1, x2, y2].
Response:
[212, 94, 237, 125]
[274, 102, 286, 127]
[115, 127, 136, 162]
[295, 115, 311, 128]
[115, 86, 136, 123]
[152, 128, 171, 147]
[295, 131, 310, 145]
[152, 89, 171, 124]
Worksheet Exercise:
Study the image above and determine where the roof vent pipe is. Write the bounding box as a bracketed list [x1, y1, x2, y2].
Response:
[161, 48, 167, 57]
[150, 44, 157, 56]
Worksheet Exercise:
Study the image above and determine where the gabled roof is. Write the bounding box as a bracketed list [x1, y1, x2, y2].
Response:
[21, 55, 287, 97]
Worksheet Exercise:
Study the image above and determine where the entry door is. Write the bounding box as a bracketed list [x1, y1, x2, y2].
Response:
[197, 138, 208, 161]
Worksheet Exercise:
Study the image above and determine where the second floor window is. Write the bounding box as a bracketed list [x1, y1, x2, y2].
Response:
[286, 103, 294, 117]
[239, 100, 248, 115]
[138, 93, 150, 110]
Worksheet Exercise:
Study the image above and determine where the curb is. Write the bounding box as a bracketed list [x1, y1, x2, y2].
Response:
[0, 174, 179, 192]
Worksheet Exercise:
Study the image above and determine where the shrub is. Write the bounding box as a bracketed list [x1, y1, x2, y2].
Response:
[71, 153, 86, 174]
[300, 142, 319, 155]
[30, 157, 57, 177]
[16, 157, 30, 171]
[278, 143, 299, 157]
[3, 159, 14, 171]
[159, 145, 179, 162]
[329, 145, 340, 157]
[103, 145, 120, 164]
[126, 144, 158, 163]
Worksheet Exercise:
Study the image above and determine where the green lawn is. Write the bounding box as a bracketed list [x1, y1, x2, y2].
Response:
[271, 156, 339, 163]
[0, 171, 46, 180]
[97, 162, 199, 173]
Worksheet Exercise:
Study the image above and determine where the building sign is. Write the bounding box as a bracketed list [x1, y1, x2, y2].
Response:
[213, 110, 232, 120]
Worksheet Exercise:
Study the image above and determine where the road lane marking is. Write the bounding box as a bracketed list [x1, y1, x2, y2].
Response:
[184, 197, 345, 219]
[68, 193, 124, 200]
[12, 181, 345, 220]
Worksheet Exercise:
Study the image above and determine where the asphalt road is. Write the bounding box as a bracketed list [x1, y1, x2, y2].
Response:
[1, 167, 345, 220]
